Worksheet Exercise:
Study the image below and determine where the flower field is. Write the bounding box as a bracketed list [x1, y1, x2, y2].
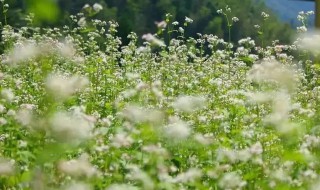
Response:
[0, 3, 320, 190]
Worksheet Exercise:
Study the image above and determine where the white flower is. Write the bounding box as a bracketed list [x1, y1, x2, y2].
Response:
[247, 60, 297, 91]
[15, 109, 33, 126]
[217, 9, 223, 14]
[93, 3, 103, 12]
[232, 17, 239, 22]
[165, 117, 191, 139]
[249, 142, 263, 155]
[0, 118, 7, 126]
[185, 16, 193, 23]
[155, 21, 167, 28]
[3, 41, 38, 65]
[173, 168, 202, 183]
[106, 184, 138, 190]
[178, 27, 184, 33]
[58, 154, 99, 178]
[111, 132, 134, 148]
[45, 73, 89, 99]
[49, 111, 94, 143]
[78, 17, 87, 27]
[7, 109, 16, 116]
[297, 26, 307, 33]
[219, 172, 247, 189]
[126, 165, 154, 189]
[64, 182, 92, 190]
[1, 88, 15, 102]
[82, 4, 90, 9]
[298, 31, 320, 53]
[142, 33, 165, 47]
[0, 158, 15, 175]
[0, 104, 6, 113]
[172, 21, 179, 25]
[56, 41, 77, 58]
[261, 12, 269, 19]
[194, 134, 213, 145]
[121, 105, 164, 124]
[172, 95, 206, 113]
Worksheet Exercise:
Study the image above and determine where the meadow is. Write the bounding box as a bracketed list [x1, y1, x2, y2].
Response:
[0, 2, 320, 190]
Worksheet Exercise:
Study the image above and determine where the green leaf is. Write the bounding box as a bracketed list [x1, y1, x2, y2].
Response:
[26, 0, 60, 23]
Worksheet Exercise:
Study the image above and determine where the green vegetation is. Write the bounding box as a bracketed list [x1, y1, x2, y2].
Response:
[0, 0, 320, 190]
[2, 0, 293, 45]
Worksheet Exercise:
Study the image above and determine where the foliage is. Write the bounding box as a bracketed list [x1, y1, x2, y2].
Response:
[1, 0, 294, 45]
[0, 1, 319, 190]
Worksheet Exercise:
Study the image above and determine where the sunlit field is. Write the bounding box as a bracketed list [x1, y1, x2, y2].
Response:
[1, 2, 320, 190]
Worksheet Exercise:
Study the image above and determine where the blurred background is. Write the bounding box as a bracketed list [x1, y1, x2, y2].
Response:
[0, 0, 316, 45]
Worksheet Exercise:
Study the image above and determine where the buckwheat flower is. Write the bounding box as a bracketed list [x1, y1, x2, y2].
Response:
[126, 165, 154, 189]
[238, 149, 252, 162]
[261, 12, 269, 19]
[58, 154, 99, 178]
[82, 4, 90, 9]
[172, 95, 206, 113]
[0, 72, 4, 80]
[93, 3, 103, 12]
[217, 9, 223, 14]
[173, 168, 202, 183]
[249, 142, 263, 155]
[3, 41, 38, 65]
[57, 41, 77, 58]
[111, 132, 134, 148]
[142, 33, 165, 47]
[232, 17, 239, 22]
[106, 184, 138, 190]
[217, 149, 237, 163]
[18, 140, 27, 148]
[7, 109, 16, 116]
[254, 24, 260, 29]
[49, 111, 94, 143]
[1, 88, 15, 102]
[297, 26, 307, 33]
[303, 169, 317, 179]
[15, 108, 33, 126]
[78, 17, 86, 27]
[247, 60, 297, 91]
[298, 31, 320, 54]
[151, 83, 164, 99]
[100, 117, 112, 127]
[0, 118, 7, 126]
[219, 172, 247, 189]
[135, 82, 148, 91]
[310, 180, 320, 190]
[142, 144, 168, 156]
[121, 89, 137, 99]
[0, 104, 5, 113]
[194, 133, 213, 145]
[164, 117, 191, 139]
[0, 158, 15, 175]
[45, 73, 89, 99]
[185, 16, 193, 23]
[264, 92, 291, 126]
[20, 104, 36, 111]
[64, 182, 92, 190]
[121, 104, 164, 124]
[172, 21, 179, 25]
[155, 21, 167, 28]
[125, 72, 140, 80]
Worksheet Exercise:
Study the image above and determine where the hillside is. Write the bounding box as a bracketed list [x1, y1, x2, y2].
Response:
[2, 0, 294, 46]
[264, 0, 314, 27]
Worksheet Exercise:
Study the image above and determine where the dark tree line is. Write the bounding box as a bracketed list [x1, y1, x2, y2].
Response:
[1, 0, 294, 45]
